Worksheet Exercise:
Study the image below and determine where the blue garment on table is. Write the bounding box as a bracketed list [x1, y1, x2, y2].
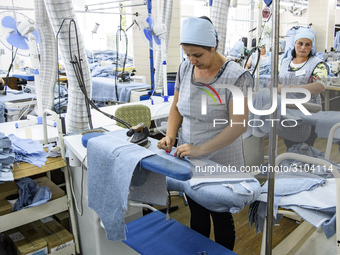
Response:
[260, 172, 326, 196]
[13, 177, 52, 211]
[91, 77, 150, 103]
[8, 134, 48, 167]
[334, 31, 340, 52]
[0, 133, 14, 178]
[249, 176, 338, 238]
[87, 133, 157, 241]
[167, 172, 261, 213]
[229, 40, 244, 58]
[0, 133, 12, 149]
[278, 143, 335, 178]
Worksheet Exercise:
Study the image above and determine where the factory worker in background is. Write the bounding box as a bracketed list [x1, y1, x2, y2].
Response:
[245, 40, 271, 74]
[157, 16, 253, 250]
[276, 28, 328, 149]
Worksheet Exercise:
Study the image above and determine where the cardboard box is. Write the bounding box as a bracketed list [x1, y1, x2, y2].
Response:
[33, 177, 65, 200]
[54, 211, 70, 232]
[32, 217, 73, 253]
[0, 181, 18, 216]
[0, 199, 12, 216]
[5, 226, 48, 255]
[0, 181, 18, 201]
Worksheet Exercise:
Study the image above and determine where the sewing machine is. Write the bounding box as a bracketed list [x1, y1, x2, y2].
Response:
[331, 60, 340, 75]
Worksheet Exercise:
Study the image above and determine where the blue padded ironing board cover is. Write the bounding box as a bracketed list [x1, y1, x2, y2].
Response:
[124, 210, 236, 255]
[107, 129, 191, 181]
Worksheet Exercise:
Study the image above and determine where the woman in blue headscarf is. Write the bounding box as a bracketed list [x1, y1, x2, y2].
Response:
[277, 28, 328, 149]
[157, 16, 253, 250]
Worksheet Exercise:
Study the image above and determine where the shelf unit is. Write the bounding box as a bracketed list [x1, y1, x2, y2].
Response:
[0, 156, 80, 255]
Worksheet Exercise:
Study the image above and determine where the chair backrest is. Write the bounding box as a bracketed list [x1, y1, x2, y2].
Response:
[115, 104, 151, 128]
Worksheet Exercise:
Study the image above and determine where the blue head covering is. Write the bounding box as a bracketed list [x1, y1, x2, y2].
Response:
[180, 17, 217, 47]
[294, 28, 316, 55]
[294, 28, 315, 46]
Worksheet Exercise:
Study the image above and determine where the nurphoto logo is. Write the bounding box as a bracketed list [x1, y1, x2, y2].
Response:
[200, 84, 312, 128]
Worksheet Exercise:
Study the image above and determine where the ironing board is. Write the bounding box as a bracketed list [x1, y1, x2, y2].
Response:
[124, 210, 236, 255]
[83, 128, 191, 181]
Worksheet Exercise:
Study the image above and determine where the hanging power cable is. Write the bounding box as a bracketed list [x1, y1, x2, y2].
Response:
[56, 18, 132, 130]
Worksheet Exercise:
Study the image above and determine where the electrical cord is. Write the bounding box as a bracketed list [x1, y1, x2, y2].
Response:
[114, 26, 129, 101]
[68, 19, 94, 130]
[62, 19, 132, 129]
[1, 47, 18, 95]
[67, 156, 85, 216]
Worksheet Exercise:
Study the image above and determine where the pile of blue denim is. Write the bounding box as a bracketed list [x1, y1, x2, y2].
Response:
[0, 132, 15, 180]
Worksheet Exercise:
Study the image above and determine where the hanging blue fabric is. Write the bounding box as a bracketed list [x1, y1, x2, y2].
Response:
[333, 31, 340, 51]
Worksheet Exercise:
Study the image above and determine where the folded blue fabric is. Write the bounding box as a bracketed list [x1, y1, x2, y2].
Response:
[8, 134, 48, 167]
[14, 177, 52, 211]
[260, 172, 326, 196]
[167, 176, 261, 214]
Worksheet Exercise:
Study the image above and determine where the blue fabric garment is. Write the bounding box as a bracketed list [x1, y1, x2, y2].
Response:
[180, 17, 217, 47]
[260, 172, 326, 196]
[8, 134, 48, 167]
[87, 133, 157, 241]
[87, 49, 134, 66]
[0, 133, 14, 180]
[249, 175, 338, 238]
[229, 41, 245, 58]
[167, 174, 261, 214]
[334, 31, 340, 52]
[91, 77, 150, 103]
[13, 177, 52, 211]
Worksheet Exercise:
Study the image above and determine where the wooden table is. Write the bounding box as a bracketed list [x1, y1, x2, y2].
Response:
[0, 157, 79, 254]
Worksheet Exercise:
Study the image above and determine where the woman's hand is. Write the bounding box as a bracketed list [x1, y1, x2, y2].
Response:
[174, 143, 202, 158]
[157, 136, 176, 152]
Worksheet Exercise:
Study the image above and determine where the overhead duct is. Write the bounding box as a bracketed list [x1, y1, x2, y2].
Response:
[34, 0, 57, 111]
[154, 0, 173, 96]
[44, 0, 92, 133]
[211, 0, 230, 55]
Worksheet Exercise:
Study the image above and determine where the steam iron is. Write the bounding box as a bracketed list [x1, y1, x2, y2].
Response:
[127, 122, 151, 148]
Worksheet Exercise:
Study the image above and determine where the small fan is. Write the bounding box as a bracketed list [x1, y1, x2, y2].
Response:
[0, 11, 40, 56]
[139, 13, 166, 51]
[0, 10, 44, 121]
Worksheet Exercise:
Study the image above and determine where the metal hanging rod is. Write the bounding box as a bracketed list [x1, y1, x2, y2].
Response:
[85, 0, 132, 7]
[0, 5, 138, 15]
[85, 0, 146, 12]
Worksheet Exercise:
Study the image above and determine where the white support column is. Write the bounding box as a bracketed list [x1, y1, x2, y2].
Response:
[308, 0, 336, 52]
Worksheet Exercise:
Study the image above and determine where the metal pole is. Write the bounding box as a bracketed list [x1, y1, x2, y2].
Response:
[265, 0, 280, 254]
[147, 0, 155, 96]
